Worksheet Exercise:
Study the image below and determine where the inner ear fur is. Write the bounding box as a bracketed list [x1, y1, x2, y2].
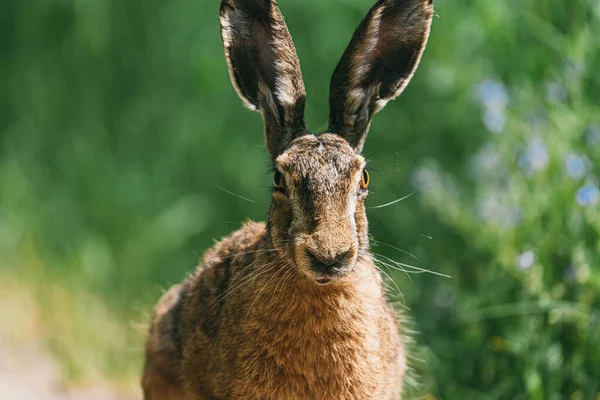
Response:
[328, 0, 434, 153]
[219, 0, 308, 158]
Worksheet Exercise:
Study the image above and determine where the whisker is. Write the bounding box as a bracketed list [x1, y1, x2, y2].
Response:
[374, 252, 452, 279]
[371, 239, 419, 260]
[268, 267, 294, 311]
[210, 263, 279, 310]
[374, 256, 413, 283]
[368, 192, 414, 209]
[215, 184, 258, 204]
[204, 260, 278, 310]
[374, 267, 395, 292]
[375, 265, 405, 303]
[357, 251, 410, 289]
[245, 264, 287, 321]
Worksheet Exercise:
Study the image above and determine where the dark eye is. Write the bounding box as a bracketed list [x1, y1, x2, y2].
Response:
[361, 169, 370, 190]
[274, 171, 285, 190]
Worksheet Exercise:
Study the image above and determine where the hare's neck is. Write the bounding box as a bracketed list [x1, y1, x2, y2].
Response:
[242, 261, 391, 395]
[277, 259, 382, 311]
[249, 260, 388, 349]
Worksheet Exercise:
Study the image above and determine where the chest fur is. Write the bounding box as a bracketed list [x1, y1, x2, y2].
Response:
[226, 295, 399, 400]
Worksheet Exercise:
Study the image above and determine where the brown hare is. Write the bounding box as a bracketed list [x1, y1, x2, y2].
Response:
[142, 0, 434, 398]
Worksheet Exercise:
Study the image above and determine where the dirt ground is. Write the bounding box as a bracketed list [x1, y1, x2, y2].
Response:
[0, 337, 138, 399]
[0, 274, 140, 400]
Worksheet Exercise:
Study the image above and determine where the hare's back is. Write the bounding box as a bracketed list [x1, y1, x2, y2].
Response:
[142, 283, 186, 399]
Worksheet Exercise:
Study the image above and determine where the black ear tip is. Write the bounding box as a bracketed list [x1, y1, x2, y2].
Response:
[219, 0, 234, 15]
[220, 0, 272, 15]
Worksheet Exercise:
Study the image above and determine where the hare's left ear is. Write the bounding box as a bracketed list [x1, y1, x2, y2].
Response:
[220, 0, 308, 159]
[328, 0, 434, 153]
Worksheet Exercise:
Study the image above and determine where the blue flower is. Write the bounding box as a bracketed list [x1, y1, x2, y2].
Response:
[475, 195, 522, 229]
[470, 144, 502, 178]
[518, 136, 549, 175]
[516, 250, 536, 270]
[585, 124, 600, 148]
[478, 79, 509, 110]
[410, 165, 438, 193]
[564, 152, 589, 180]
[576, 183, 600, 206]
[477, 79, 508, 134]
[483, 109, 506, 134]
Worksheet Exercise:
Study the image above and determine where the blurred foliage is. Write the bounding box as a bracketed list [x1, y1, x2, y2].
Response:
[1, 0, 600, 398]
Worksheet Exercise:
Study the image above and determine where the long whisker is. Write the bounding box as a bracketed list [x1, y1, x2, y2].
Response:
[357, 251, 409, 291]
[373, 266, 395, 292]
[209, 263, 279, 310]
[204, 259, 278, 310]
[374, 256, 413, 283]
[245, 264, 287, 321]
[215, 184, 258, 204]
[374, 252, 452, 278]
[268, 267, 294, 312]
[368, 192, 414, 209]
[371, 238, 419, 260]
[375, 264, 405, 303]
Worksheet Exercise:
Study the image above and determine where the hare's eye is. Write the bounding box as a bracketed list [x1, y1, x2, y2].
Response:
[274, 171, 285, 190]
[361, 169, 370, 190]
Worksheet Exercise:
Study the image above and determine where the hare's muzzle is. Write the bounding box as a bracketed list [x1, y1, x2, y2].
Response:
[304, 247, 353, 284]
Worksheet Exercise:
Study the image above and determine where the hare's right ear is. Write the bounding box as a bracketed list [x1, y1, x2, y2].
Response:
[219, 0, 308, 159]
[328, 0, 434, 153]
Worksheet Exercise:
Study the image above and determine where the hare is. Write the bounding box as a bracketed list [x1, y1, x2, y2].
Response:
[142, 0, 434, 399]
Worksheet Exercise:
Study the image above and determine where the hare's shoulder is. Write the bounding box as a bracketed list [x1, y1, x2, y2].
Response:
[201, 220, 267, 268]
[180, 220, 267, 321]
[185, 219, 267, 292]
[143, 222, 267, 397]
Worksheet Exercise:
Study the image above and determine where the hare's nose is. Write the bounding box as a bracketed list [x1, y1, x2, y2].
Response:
[305, 248, 351, 275]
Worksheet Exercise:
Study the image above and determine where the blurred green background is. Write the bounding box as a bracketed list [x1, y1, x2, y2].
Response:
[1, 0, 599, 398]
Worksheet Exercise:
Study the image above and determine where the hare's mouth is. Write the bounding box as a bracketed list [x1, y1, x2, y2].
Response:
[315, 275, 333, 285]
[308, 268, 353, 285]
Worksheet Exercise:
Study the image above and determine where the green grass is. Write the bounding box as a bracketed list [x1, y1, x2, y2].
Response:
[1, 256, 143, 389]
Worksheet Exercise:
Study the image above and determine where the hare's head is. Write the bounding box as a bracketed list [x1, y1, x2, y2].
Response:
[219, 0, 433, 284]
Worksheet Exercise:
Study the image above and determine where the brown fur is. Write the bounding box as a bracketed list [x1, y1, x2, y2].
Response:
[142, 0, 433, 399]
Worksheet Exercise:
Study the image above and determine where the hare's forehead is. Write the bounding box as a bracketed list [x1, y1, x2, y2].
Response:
[276, 134, 365, 178]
